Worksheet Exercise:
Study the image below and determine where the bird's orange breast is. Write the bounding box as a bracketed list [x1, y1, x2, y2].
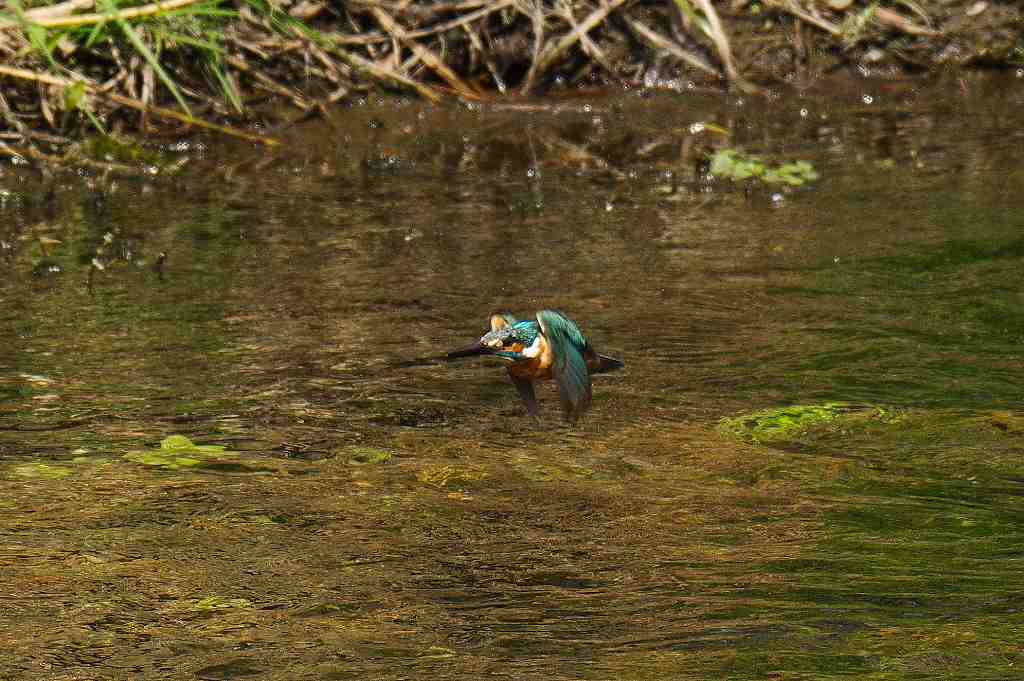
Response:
[506, 336, 553, 380]
[508, 358, 552, 381]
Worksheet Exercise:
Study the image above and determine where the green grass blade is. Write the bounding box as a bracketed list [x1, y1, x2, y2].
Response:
[82, 17, 112, 47]
[7, 0, 60, 69]
[159, 31, 224, 53]
[211, 62, 242, 113]
[99, 0, 192, 116]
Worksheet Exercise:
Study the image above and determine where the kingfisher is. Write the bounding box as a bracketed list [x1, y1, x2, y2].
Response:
[447, 310, 623, 423]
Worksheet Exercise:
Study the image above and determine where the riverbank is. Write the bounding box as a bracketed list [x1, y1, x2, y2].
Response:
[0, 0, 1021, 172]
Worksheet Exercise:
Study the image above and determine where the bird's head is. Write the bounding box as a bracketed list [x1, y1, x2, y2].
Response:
[446, 314, 526, 359]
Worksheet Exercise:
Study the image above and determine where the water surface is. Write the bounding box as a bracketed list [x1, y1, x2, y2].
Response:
[2, 73, 1023, 679]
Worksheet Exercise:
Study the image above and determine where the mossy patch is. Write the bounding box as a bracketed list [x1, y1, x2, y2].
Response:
[416, 464, 488, 489]
[715, 403, 904, 444]
[344, 447, 394, 466]
[989, 410, 1024, 435]
[11, 462, 73, 479]
[124, 435, 253, 471]
[190, 596, 254, 611]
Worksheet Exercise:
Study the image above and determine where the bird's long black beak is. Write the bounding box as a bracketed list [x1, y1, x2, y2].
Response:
[446, 341, 493, 360]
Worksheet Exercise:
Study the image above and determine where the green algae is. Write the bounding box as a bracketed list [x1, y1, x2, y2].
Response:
[124, 435, 238, 471]
[718, 403, 850, 443]
[10, 462, 73, 479]
[345, 447, 393, 466]
[709, 149, 820, 186]
[190, 596, 254, 611]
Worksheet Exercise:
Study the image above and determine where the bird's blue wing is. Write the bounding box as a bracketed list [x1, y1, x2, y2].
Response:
[536, 310, 592, 423]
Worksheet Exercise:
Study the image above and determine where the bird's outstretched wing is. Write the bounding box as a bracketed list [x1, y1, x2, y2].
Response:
[536, 310, 592, 423]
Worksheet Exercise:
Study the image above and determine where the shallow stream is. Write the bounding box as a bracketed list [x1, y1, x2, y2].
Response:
[2, 73, 1023, 680]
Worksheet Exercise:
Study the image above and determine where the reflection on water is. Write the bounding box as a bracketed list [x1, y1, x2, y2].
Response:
[1, 74, 1023, 679]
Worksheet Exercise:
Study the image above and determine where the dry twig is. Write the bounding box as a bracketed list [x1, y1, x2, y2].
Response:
[521, 0, 629, 93]
[369, 6, 482, 100]
[688, 0, 758, 93]
[0, 0, 203, 29]
[625, 17, 720, 78]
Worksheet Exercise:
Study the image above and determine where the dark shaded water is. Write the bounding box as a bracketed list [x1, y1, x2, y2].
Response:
[2, 73, 1023, 679]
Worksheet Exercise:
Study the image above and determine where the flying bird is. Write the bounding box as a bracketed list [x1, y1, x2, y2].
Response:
[447, 310, 623, 423]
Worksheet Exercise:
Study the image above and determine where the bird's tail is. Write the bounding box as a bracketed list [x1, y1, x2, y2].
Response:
[593, 354, 624, 374]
